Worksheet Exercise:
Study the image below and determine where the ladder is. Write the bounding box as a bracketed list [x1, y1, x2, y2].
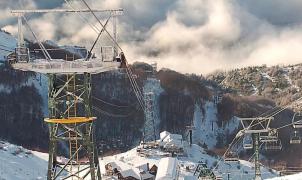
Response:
[66, 72, 79, 178]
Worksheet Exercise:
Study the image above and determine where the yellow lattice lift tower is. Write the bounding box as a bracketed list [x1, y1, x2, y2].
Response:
[9, 6, 124, 180]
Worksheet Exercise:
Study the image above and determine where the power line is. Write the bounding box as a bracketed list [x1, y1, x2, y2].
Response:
[0, 44, 14, 51]
[0, 48, 13, 53]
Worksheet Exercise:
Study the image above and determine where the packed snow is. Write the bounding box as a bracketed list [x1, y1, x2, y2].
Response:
[0, 141, 47, 180]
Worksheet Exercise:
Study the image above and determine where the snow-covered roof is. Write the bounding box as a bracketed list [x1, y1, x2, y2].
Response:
[120, 168, 141, 179]
[160, 131, 170, 140]
[156, 157, 178, 180]
[105, 160, 154, 180]
[135, 163, 149, 172]
[159, 131, 184, 149]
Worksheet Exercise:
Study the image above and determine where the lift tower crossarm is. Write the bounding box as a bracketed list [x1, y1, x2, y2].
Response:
[11, 8, 123, 15]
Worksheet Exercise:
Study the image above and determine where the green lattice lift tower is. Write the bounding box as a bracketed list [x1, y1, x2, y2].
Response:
[9, 7, 124, 180]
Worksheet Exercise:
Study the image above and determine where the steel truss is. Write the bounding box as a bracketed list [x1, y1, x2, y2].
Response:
[46, 73, 101, 180]
[143, 92, 156, 142]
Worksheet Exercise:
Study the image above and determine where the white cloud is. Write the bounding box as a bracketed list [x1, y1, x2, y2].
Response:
[2, 0, 302, 74]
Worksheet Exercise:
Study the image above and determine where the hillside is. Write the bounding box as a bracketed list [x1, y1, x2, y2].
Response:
[207, 65, 302, 167]
[207, 64, 302, 106]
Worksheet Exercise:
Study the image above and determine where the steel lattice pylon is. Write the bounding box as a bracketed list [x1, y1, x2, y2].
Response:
[253, 133, 262, 180]
[9, 6, 123, 179]
[143, 92, 156, 142]
[45, 73, 101, 180]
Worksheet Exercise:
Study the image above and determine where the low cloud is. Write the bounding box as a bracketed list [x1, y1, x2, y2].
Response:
[1, 0, 302, 74]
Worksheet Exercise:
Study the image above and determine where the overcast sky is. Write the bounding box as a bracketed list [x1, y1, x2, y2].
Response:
[2, 0, 302, 74]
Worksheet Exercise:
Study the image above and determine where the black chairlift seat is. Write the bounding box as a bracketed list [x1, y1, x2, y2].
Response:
[224, 157, 239, 163]
[243, 135, 253, 150]
[260, 129, 279, 143]
[292, 112, 302, 129]
[264, 140, 282, 151]
[290, 131, 301, 144]
[224, 152, 239, 163]
[260, 135, 278, 143]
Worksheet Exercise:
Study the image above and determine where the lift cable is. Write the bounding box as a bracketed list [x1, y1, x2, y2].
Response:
[92, 105, 135, 118]
[92, 96, 134, 108]
[0, 44, 14, 51]
[0, 48, 14, 53]
[213, 135, 244, 170]
[64, 0, 101, 34]
[80, 0, 123, 52]
[68, 0, 146, 112]
[22, 15, 52, 62]
[85, 17, 111, 61]
[249, 96, 302, 130]
[215, 96, 302, 172]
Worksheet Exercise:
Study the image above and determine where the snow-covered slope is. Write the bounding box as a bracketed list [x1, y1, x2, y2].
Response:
[193, 102, 239, 149]
[0, 141, 47, 180]
[267, 173, 302, 180]
[0, 30, 16, 62]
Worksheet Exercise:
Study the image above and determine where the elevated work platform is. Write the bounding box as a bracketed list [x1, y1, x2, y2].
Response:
[44, 117, 96, 124]
[12, 58, 121, 74]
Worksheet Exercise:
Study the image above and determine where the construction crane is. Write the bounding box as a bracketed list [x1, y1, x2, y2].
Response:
[9, 4, 124, 180]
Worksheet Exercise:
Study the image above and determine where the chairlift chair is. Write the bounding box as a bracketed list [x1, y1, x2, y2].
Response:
[243, 135, 253, 150]
[292, 112, 302, 129]
[260, 129, 278, 143]
[264, 139, 282, 151]
[224, 151, 239, 163]
[290, 131, 301, 144]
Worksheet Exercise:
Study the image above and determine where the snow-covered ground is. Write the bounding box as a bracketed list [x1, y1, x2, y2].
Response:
[266, 173, 302, 180]
[0, 141, 47, 180]
[0, 31, 16, 61]
[2, 138, 300, 180]
[260, 72, 274, 82]
[251, 84, 259, 96]
[193, 102, 239, 149]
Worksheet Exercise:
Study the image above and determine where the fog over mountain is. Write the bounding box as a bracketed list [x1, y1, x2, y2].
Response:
[2, 0, 302, 74]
